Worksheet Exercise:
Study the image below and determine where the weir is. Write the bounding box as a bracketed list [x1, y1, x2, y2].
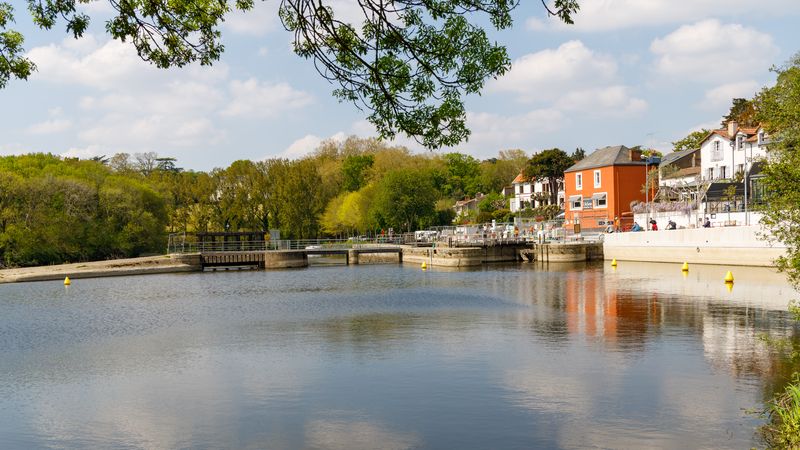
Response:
[197, 247, 404, 269]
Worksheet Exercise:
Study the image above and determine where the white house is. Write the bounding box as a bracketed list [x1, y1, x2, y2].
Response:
[508, 173, 564, 212]
[699, 121, 768, 182]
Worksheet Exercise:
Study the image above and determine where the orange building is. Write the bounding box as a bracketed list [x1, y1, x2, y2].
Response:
[563, 145, 648, 231]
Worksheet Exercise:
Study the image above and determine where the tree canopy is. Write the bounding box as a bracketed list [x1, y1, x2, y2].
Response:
[522, 148, 573, 205]
[1, 0, 579, 148]
[755, 53, 800, 288]
[671, 129, 709, 152]
[0, 137, 541, 266]
[722, 98, 757, 128]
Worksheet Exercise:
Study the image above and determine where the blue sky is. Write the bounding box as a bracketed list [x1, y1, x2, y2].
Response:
[1, 0, 799, 171]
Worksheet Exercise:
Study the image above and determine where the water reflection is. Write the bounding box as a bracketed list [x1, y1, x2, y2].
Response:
[305, 415, 420, 450]
[0, 262, 798, 448]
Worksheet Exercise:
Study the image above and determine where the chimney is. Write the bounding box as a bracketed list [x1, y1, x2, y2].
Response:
[727, 120, 738, 138]
[629, 148, 642, 161]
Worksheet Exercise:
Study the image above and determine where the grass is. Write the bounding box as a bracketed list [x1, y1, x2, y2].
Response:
[761, 373, 800, 449]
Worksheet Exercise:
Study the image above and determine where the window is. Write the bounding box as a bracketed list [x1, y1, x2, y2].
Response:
[737, 164, 744, 176]
[594, 170, 601, 188]
[576, 173, 582, 190]
[737, 135, 744, 150]
[720, 166, 727, 179]
[518, 185, 523, 194]
[707, 168, 714, 180]
[712, 141, 723, 161]
[592, 192, 607, 208]
[569, 195, 582, 210]
[758, 131, 765, 145]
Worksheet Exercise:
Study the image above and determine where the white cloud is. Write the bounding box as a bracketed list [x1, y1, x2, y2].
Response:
[556, 86, 647, 115]
[278, 132, 347, 159]
[24, 34, 316, 160]
[305, 419, 420, 450]
[0, 142, 28, 156]
[487, 41, 645, 120]
[526, 0, 800, 32]
[76, 0, 115, 15]
[698, 80, 760, 110]
[489, 40, 617, 101]
[461, 108, 566, 156]
[27, 35, 157, 89]
[650, 20, 778, 83]
[26, 119, 72, 135]
[222, 79, 313, 118]
[60, 145, 108, 160]
[224, 1, 279, 36]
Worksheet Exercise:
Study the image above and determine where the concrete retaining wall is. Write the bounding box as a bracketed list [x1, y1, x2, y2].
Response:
[401, 245, 528, 267]
[264, 250, 309, 269]
[603, 225, 785, 266]
[536, 242, 603, 262]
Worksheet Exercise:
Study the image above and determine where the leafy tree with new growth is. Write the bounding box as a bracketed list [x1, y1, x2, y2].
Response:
[755, 53, 800, 288]
[672, 129, 710, 152]
[523, 148, 574, 206]
[341, 154, 374, 192]
[370, 169, 438, 232]
[722, 98, 757, 128]
[0, 1, 580, 147]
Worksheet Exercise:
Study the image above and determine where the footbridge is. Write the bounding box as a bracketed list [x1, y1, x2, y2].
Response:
[168, 233, 403, 270]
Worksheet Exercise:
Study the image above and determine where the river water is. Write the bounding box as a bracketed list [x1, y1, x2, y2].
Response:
[0, 261, 797, 449]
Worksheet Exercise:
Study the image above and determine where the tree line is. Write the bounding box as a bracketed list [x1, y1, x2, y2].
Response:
[0, 138, 542, 267]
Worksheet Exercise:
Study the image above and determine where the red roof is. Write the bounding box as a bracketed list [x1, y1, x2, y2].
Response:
[704, 126, 760, 143]
[512, 172, 531, 184]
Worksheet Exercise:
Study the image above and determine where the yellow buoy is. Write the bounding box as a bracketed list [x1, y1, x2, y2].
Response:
[611, 258, 617, 267]
[64, 276, 71, 286]
[421, 262, 427, 270]
[726, 282, 734, 293]
[681, 262, 689, 272]
[724, 271, 734, 283]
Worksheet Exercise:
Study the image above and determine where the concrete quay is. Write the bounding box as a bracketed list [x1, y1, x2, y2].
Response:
[602, 225, 785, 267]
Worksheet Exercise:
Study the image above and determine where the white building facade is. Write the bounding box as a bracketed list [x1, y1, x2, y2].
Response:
[508, 173, 565, 212]
[700, 122, 767, 182]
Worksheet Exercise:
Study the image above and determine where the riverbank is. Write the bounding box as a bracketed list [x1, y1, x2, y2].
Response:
[0, 255, 197, 284]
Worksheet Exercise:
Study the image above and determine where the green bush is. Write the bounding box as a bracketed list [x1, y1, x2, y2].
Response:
[761, 372, 800, 448]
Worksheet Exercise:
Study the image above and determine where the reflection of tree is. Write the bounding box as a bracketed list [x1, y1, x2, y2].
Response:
[701, 305, 800, 401]
[312, 312, 471, 354]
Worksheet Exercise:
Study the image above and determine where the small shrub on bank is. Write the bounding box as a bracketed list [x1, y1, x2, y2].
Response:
[761, 372, 800, 448]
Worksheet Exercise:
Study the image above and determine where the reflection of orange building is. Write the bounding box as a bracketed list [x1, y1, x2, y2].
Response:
[564, 145, 648, 231]
[564, 270, 660, 348]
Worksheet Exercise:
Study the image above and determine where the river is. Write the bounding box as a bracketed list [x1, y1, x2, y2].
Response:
[0, 261, 797, 449]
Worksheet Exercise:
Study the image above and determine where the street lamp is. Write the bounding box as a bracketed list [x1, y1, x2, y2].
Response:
[743, 142, 752, 226]
[641, 154, 662, 231]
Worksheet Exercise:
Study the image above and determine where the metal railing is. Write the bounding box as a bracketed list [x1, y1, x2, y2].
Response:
[167, 234, 406, 253]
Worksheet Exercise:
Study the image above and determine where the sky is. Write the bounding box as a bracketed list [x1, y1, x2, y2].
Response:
[1, 0, 799, 171]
